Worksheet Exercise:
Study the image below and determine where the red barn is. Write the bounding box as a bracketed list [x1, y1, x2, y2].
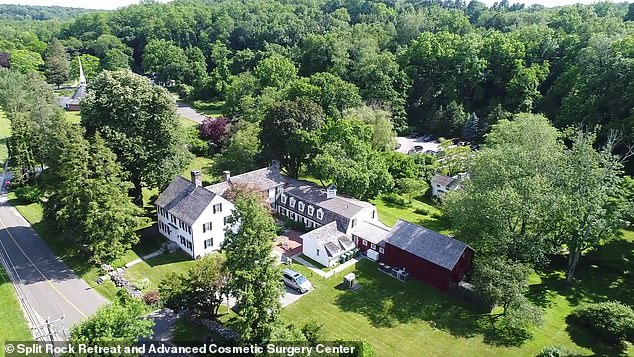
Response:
[380, 219, 474, 291]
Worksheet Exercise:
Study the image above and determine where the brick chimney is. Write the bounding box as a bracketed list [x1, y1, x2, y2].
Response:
[223, 170, 231, 182]
[191, 170, 202, 187]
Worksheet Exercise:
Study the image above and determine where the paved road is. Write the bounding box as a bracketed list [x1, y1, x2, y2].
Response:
[176, 102, 207, 124]
[0, 176, 107, 339]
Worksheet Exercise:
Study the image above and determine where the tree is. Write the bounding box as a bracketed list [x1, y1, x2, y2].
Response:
[160, 253, 228, 318]
[81, 70, 189, 204]
[472, 257, 543, 334]
[222, 192, 282, 342]
[444, 114, 566, 265]
[559, 129, 628, 282]
[70, 292, 154, 350]
[9, 49, 43, 74]
[46, 129, 146, 263]
[254, 54, 297, 88]
[463, 112, 480, 140]
[260, 98, 324, 178]
[216, 122, 261, 175]
[396, 178, 428, 203]
[343, 106, 396, 152]
[102, 48, 130, 70]
[143, 39, 188, 84]
[199, 117, 230, 152]
[44, 39, 69, 88]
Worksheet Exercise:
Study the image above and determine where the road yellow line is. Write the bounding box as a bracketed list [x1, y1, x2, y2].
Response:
[0, 213, 87, 318]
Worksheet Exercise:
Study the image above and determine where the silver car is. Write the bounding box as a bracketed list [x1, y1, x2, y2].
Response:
[282, 268, 312, 293]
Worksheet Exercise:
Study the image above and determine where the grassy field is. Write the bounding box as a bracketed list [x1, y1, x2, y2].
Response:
[371, 195, 449, 233]
[181, 156, 216, 186]
[0, 111, 9, 168]
[124, 251, 196, 293]
[281, 231, 634, 357]
[179, 116, 199, 128]
[0, 267, 32, 353]
[65, 111, 81, 124]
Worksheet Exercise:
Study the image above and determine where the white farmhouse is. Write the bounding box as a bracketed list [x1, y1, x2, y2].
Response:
[430, 173, 467, 196]
[155, 171, 234, 259]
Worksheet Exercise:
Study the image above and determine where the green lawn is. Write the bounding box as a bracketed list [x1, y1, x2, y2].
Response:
[281, 231, 634, 357]
[0, 267, 32, 350]
[0, 110, 10, 168]
[124, 251, 196, 293]
[371, 195, 450, 233]
[181, 156, 216, 186]
[179, 116, 198, 128]
[7, 192, 163, 301]
[65, 110, 81, 124]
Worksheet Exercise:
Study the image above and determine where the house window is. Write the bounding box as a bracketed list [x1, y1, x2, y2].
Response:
[379, 247, 384, 254]
[203, 222, 212, 233]
[371, 243, 376, 250]
[188, 225, 192, 235]
[180, 236, 185, 245]
[289, 197, 296, 208]
[372, 210, 376, 219]
[204, 238, 213, 249]
[213, 203, 223, 214]
[281, 194, 287, 204]
[316, 249, 319, 256]
[363, 239, 367, 246]
[224, 216, 231, 225]
[298, 201, 305, 212]
[307, 205, 314, 216]
[351, 218, 357, 228]
[316, 208, 323, 220]
[186, 240, 192, 250]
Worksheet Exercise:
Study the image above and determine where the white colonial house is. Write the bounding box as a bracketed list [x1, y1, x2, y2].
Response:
[156, 161, 388, 263]
[155, 171, 234, 259]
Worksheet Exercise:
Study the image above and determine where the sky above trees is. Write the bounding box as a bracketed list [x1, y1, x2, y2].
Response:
[0, 0, 623, 10]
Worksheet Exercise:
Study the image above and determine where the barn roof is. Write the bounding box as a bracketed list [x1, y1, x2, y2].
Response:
[155, 176, 216, 225]
[385, 220, 471, 270]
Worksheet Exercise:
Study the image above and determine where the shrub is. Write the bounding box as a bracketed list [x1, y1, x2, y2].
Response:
[431, 211, 443, 219]
[414, 207, 430, 215]
[199, 117, 230, 151]
[133, 278, 151, 291]
[382, 192, 407, 207]
[192, 100, 224, 111]
[570, 301, 634, 345]
[536, 346, 579, 357]
[143, 290, 160, 306]
[15, 185, 42, 203]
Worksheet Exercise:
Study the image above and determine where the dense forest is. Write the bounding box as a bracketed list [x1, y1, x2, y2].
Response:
[1, 0, 634, 174]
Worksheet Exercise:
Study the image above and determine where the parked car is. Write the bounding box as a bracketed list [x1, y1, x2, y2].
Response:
[408, 145, 425, 155]
[282, 268, 312, 293]
[420, 134, 433, 141]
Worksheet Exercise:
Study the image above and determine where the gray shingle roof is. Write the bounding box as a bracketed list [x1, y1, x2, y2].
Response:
[431, 174, 456, 187]
[300, 222, 352, 257]
[352, 220, 390, 245]
[155, 176, 216, 225]
[385, 220, 471, 270]
[284, 181, 371, 219]
[205, 167, 286, 196]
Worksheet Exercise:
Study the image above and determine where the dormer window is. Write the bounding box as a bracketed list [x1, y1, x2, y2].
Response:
[289, 197, 296, 208]
[316, 208, 324, 220]
[298, 201, 305, 212]
[307, 205, 314, 216]
[281, 194, 287, 204]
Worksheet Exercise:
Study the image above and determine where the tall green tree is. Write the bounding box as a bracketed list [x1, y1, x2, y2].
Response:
[559, 129, 629, 282]
[216, 122, 261, 175]
[260, 98, 324, 178]
[222, 192, 282, 342]
[444, 114, 566, 265]
[44, 39, 70, 88]
[81, 69, 189, 204]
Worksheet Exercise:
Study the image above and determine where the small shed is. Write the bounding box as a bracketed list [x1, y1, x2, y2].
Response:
[380, 220, 474, 291]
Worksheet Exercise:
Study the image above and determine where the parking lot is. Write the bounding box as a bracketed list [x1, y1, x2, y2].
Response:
[396, 136, 440, 154]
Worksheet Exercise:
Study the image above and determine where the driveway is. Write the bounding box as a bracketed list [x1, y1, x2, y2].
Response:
[396, 136, 440, 154]
[176, 102, 207, 124]
[280, 285, 311, 307]
[0, 173, 108, 340]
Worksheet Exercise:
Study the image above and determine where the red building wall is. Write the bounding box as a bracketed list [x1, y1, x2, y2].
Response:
[380, 243, 473, 292]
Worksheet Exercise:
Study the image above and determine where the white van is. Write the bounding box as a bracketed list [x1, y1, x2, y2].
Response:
[282, 268, 312, 293]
